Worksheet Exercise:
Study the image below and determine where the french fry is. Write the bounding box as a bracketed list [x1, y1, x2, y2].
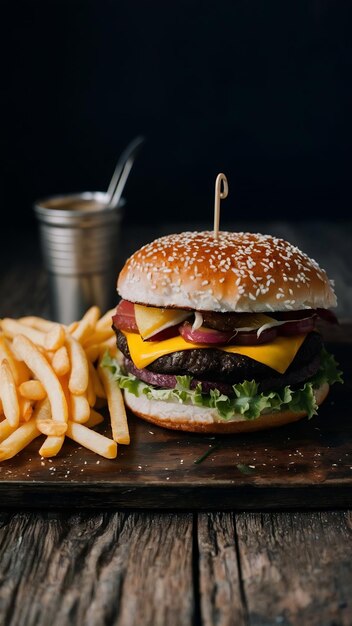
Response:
[20, 398, 33, 422]
[83, 328, 114, 348]
[66, 421, 117, 459]
[99, 336, 118, 358]
[0, 418, 41, 461]
[0, 336, 30, 384]
[86, 372, 96, 408]
[0, 359, 20, 427]
[0, 307, 130, 462]
[96, 308, 115, 330]
[19, 380, 46, 401]
[98, 361, 130, 444]
[70, 393, 90, 423]
[65, 334, 89, 395]
[71, 306, 100, 343]
[39, 436, 65, 458]
[0, 418, 17, 442]
[44, 324, 66, 351]
[58, 374, 70, 405]
[85, 344, 101, 362]
[34, 397, 51, 421]
[71, 320, 94, 343]
[12, 335, 68, 423]
[52, 346, 70, 376]
[37, 346, 55, 363]
[88, 360, 105, 398]
[35, 399, 66, 457]
[1, 318, 46, 347]
[19, 316, 55, 332]
[36, 420, 67, 436]
[34, 397, 64, 433]
[83, 305, 101, 326]
[86, 409, 104, 428]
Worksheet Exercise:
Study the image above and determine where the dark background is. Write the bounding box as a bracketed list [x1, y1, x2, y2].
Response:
[2, 0, 351, 230]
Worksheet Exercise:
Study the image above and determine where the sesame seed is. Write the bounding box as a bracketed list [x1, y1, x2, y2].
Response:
[121, 230, 334, 312]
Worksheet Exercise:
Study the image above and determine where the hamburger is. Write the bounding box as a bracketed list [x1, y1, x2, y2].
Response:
[104, 230, 342, 433]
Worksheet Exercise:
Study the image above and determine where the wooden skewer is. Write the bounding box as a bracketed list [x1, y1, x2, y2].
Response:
[213, 173, 229, 240]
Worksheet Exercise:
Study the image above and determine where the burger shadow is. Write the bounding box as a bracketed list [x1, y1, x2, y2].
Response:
[133, 381, 350, 482]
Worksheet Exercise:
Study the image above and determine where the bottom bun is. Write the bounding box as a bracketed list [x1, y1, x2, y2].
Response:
[124, 383, 330, 433]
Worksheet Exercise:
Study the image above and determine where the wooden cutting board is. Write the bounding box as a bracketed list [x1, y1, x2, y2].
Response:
[0, 324, 351, 510]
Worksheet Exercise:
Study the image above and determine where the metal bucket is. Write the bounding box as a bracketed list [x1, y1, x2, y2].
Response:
[34, 192, 124, 324]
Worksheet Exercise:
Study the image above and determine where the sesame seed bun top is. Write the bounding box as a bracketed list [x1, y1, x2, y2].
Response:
[117, 231, 337, 313]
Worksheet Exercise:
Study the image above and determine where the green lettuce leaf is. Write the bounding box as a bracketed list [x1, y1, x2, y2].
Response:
[311, 347, 343, 388]
[102, 349, 343, 422]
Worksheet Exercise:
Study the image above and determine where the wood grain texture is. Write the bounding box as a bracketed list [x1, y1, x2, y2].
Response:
[0, 511, 194, 626]
[197, 513, 246, 626]
[236, 511, 352, 626]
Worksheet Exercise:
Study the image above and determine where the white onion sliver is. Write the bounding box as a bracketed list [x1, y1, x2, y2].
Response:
[256, 318, 311, 337]
[192, 312, 203, 330]
[256, 320, 287, 337]
[190, 314, 313, 338]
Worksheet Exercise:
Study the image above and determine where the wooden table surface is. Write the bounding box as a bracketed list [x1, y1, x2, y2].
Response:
[0, 220, 351, 626]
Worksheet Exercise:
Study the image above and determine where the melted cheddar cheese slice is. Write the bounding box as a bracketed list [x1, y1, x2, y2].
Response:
[122, 331, 307, 374]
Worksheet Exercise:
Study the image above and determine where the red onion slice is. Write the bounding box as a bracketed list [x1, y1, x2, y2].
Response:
[124, 358, 234, 395]
[278, 317, 316, 336]
[230, 327, 278, 345]
[179, 322, 233, 345]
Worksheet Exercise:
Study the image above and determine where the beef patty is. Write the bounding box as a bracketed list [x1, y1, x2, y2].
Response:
[115, 330, 323, 391]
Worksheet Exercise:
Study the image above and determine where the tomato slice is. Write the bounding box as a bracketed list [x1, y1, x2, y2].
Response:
[112, 300, 138, 333]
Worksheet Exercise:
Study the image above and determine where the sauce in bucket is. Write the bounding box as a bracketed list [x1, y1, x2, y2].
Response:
[44, 196, 108, 212]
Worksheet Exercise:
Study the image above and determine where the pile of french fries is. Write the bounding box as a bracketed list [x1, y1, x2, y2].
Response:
[0, 306, 129, 461]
